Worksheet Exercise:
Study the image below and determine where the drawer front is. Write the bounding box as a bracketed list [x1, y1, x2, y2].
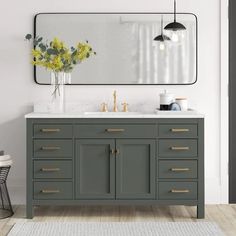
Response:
[158, 124, 197, 138]
[158, 182, 197, 200]
[34, 124, 72, 138]
[75, 124, 156, 138]
[33, 160, 72, 179]
[33, 182, 73, 200]
[158, 139, 198, 158]
[33, 140, 72, 158]
[159, 160, 197, 179]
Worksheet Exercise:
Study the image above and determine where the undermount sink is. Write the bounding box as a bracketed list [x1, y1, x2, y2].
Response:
[83, 112, 144, 116]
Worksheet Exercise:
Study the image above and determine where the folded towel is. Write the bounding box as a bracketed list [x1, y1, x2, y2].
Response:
[0, 155, 11, 161]
[0, 159, 13, 167]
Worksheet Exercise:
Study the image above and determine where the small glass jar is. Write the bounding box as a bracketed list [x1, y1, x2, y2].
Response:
[176, 97, 188, 111]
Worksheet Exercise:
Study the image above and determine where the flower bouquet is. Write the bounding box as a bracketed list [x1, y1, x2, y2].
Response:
[25, 34, 96, 113]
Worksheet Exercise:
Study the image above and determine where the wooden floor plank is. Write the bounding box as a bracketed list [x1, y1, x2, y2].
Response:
[1, 205, 235, 236]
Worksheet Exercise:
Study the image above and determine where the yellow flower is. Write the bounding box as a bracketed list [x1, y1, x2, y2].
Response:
[77, 42, 92, 61]
[62, 50, 71, 61]
[32, 49, 42, 58]
[51, 37, 65, 50]
[52, 56, 64, 70]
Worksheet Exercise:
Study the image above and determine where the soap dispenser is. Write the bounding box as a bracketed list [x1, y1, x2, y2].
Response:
[159, 90, 175, 110]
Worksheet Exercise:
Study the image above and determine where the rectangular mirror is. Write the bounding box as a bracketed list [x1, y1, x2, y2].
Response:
[34, 13, 197, 85]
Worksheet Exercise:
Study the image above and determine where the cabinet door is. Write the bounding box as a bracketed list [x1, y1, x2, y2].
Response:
[76, 139, 115, 199]
[116, 139, 156, 199]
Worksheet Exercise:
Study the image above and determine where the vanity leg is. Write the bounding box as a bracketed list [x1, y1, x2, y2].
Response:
[197, 204, 205, 219]
[26, 204, 34, 219]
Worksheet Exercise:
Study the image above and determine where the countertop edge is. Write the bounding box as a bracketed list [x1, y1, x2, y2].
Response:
[24, 113, 205, 119]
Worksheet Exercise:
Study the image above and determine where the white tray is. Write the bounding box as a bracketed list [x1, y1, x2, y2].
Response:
[155, 108, 198, 115]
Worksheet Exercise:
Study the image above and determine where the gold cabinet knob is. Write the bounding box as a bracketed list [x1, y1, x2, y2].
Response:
[110, 149, 115, 155]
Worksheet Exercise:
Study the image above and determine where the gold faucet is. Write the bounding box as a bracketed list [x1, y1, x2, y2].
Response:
[100, 103, 108, 112]
[122, 102, 129, 112]
[113, 90, 118, 112]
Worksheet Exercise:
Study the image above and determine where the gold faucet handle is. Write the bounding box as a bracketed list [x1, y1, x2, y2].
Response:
[122, 102, 129, 112]
[100, 103, 108, 112]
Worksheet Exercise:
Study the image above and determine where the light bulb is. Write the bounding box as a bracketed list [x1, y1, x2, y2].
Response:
[159, 42, 165, 51]
[171, 32, 179, 42]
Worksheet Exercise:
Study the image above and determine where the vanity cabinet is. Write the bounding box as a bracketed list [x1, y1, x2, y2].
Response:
[75, 139, 155, 200]
[26, 117, 204, 219]
[75, 139, 115, 199]
[115, 139, 156, 199]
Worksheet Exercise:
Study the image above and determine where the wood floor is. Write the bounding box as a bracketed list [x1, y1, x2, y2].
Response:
[0, 205, 236, 236]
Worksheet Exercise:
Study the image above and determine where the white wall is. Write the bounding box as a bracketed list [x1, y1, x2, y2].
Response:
[0, 0, 222, 204]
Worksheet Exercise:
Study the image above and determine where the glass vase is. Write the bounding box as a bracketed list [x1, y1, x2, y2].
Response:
[50, 71, 66, 113]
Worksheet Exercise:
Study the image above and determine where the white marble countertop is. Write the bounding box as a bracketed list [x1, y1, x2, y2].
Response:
[25, 112, 204, 119]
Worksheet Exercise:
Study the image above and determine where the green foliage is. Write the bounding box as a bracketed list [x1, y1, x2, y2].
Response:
[25, 34, 32, 40]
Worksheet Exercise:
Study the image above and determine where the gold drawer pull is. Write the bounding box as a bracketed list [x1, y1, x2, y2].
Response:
[105, 128, 125, 132]
[41, 190, 60, 194]
[171, 128, 190, 132]
[170, 147, 189, 151]
[41, 128, 61, 132]
[170, 189, 190, 193]
[41, 146, 61, 151]
[170, 168, 190, 172]
[41, 168, 60, 172]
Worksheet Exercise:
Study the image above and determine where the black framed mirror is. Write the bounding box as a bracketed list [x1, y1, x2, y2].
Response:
[34, 13, 197, 85]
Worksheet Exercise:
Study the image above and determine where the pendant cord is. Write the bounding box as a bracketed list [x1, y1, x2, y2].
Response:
[174, 0, 176, 22]
[161, 15, 163, 35]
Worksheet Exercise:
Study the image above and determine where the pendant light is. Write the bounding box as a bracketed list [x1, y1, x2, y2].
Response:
[164, 0, 186, 31]
[153, 16, 170, 51]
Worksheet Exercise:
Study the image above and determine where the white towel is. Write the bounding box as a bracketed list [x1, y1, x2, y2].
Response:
[0, 159, 13, 167]
[0, 155, 11, 161]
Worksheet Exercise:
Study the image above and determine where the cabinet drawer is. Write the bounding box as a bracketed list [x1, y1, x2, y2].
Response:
[159, 160, 197, 179]
[33, 140, 72, 158]
[33, 182, 73, 200]
[158, 139, 198, 158]
[75, 124, 156, 138]
[158, 124, 197, 138]
[33, 160, 72, 179]
[33, 124, 72, 138]
[158, 182, 197, 200]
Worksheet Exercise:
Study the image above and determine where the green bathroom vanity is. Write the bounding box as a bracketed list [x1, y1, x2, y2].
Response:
[25, 113, 204, 219]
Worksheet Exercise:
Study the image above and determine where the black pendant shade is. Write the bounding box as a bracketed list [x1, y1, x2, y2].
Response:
[153, 16, 171, 41]
[153, 34, 170, 42]
[164, 21, 186, 31]
[164, 0, 186, 31]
